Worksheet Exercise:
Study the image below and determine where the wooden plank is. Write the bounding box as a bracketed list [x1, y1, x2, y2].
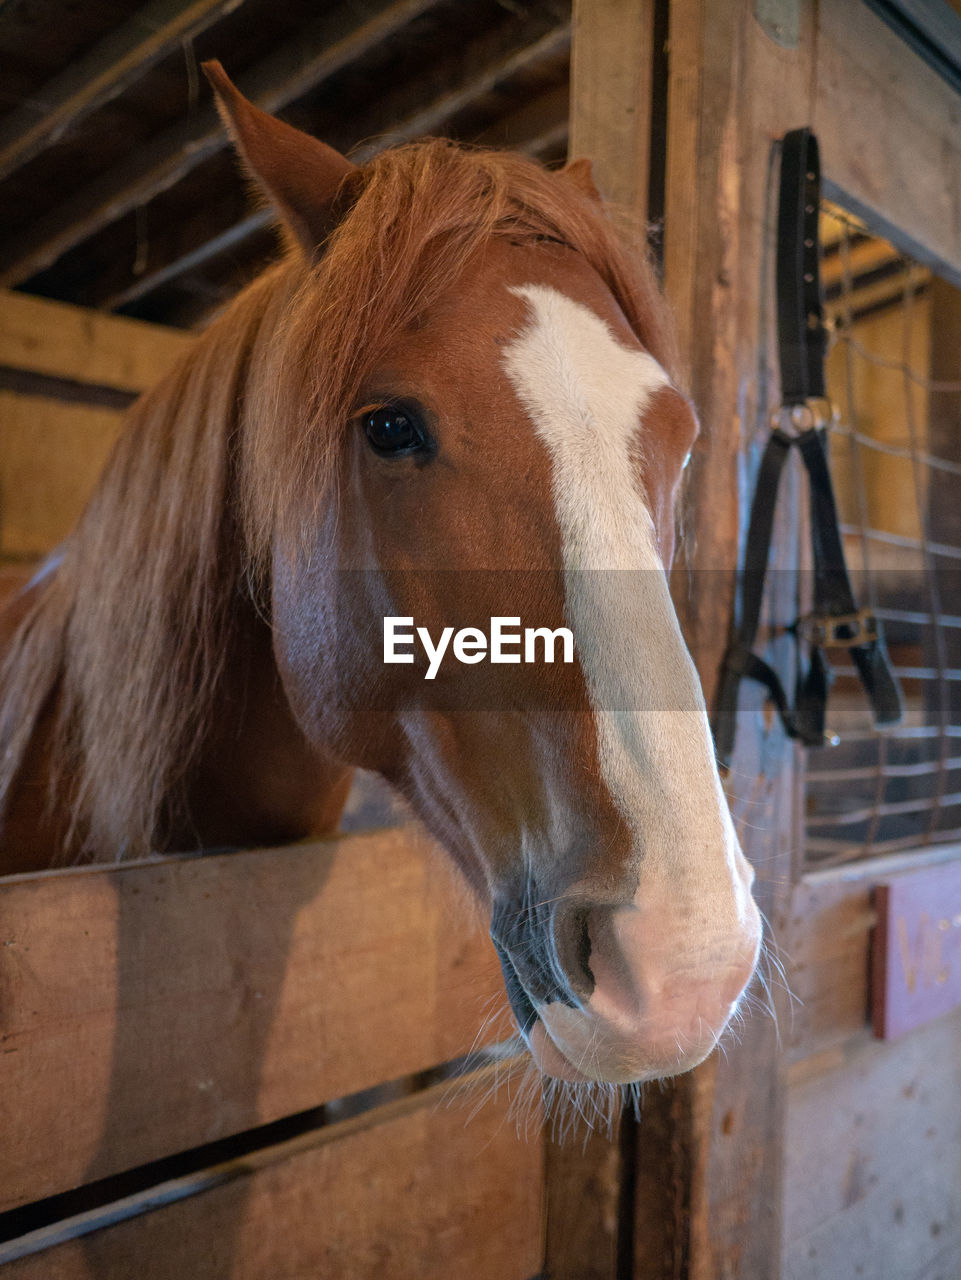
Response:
[0, 392, 123, 557]
[4, 1073, 545, 1278]
[568, 0, 655, 217]
[0, 0, 448, 287]
[543, 1123, 622, 1279]
[873, 860, 961, 1038]
[0, 290, 192, 391]
[782, 1009, 961, 1280]
[785, 873, 876, 1062]
[786, 846, 961, 1063]
[0, 831, 506, 1211]
[0, 0, 244, 183]
[0, 564, 36, 607]
[815, 0, 961, 288]
[96, 22, 572, 313]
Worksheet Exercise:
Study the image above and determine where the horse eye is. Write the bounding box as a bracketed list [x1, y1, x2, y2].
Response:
[364, 406, 428, 457]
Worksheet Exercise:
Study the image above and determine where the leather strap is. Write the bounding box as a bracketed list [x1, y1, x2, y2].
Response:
[776, 130, 826, 404]
[712, 128, 902, 770]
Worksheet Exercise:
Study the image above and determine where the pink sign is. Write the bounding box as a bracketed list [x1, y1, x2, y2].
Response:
[872, 859, 961, 1039]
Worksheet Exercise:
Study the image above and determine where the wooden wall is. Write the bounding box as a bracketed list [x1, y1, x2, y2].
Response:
[781, 849, 961, 1278]
[653, 0, 961, 1276]
[0, 289, 191, 570]
[0, 835, 544, 1276]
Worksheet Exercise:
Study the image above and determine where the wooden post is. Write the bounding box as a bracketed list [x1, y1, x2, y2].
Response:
[657, 3, 961, 1274]
[547, 8, 660, 1278]
[568, 0, 656, 219]
[566, 2, 806, 1274]
[924, 277, 961, 737]
[657, 1, 816, 1275]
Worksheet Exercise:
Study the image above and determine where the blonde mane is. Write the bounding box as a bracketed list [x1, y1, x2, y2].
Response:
[0, 139, 679, 861]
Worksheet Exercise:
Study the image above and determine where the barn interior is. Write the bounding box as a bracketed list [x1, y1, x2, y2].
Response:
[1, 2, 961, 1278]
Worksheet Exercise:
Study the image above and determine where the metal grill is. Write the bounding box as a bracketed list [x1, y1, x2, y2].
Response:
[802, 202, 961, 868]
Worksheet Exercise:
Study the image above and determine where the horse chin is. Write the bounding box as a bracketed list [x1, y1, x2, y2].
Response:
[526, 1002, 728, 1086]
[526, 1019, 595, 1083]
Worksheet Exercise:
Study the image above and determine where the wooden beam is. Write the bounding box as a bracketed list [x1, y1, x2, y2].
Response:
[659, 1, 817, 1276]
[654, 4, 961, 1276]
[546, 9, 659, 1279]
[568, 0, 656, 219]
[104, 211, 268, 312]
[2, 1070, 544, 1278]
[0, 831, 506, 1211]
[95, 26, 571, 313]
[0, 0, 244, 184]
[0, 289, 192, 390]
[0, 392, 124, 557]
[474, 83, 570, 154]
[0, 0, 447, 287]
[357, 22, 570, 153]
[815, 0, 961, 288]
[542, 1122, 622, 1279]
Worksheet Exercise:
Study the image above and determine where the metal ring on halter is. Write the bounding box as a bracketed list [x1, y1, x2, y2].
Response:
[768, 396, 839, 437]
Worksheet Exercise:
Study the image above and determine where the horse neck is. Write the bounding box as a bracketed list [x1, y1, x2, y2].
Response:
[0, 581, 352, 874]
[177, 596, 354, 853]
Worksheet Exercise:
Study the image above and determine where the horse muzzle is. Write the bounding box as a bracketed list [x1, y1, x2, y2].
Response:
[492, 876, 762, 1084]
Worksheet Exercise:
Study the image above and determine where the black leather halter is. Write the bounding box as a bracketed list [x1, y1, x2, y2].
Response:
[712, 128, 903, 770]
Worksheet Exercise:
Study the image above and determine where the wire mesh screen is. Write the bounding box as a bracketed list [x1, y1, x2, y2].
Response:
[802, 202, 961, 868]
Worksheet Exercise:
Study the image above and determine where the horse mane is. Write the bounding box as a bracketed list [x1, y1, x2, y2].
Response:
[0, 138, 680, 862]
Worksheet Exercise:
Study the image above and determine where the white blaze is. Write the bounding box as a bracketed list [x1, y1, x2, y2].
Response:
[501, 284, 740, 892]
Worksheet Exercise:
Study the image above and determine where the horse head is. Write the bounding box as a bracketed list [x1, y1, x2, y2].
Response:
[206, 63, 761, 1085]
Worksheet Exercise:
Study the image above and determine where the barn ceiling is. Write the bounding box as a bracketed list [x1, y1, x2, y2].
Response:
[0, 0, 572, 329]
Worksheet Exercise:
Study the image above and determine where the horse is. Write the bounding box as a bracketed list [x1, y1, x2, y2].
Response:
[0, 61, 761, 1087]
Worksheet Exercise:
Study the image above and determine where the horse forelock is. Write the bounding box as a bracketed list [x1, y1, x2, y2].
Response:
[244, 138, 682, 560]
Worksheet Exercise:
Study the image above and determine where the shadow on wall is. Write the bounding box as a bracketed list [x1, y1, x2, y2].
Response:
[77, 843, 338, 1276]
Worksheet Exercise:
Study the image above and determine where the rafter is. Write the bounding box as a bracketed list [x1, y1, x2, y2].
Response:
[473, 83, 569, 155]
[0, 0, 245, 184]
[97, 25, 571, 314]
[0, 0, 446, 287]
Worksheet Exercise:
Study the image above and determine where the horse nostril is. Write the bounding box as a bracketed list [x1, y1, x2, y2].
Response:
[491, 890, 587, 1018]
[550, 899, 595, 1003]
[492, 937, 538, 1035]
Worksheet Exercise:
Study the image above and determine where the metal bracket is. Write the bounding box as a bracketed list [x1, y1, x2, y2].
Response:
[755, 0, 801, 48]
[796, 609, 879, 649]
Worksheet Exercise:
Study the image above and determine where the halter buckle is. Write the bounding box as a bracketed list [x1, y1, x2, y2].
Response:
[796, 608, 878, 649]
[769, 396, 839, 437]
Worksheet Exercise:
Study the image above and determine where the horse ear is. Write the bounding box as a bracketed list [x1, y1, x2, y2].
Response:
[559, 157, 603, 203]
[202, 60, 357, 255]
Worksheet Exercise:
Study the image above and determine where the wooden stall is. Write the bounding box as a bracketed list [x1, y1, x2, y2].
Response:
[0, 836, 544, 1277]
[570, 1, 961, 1276]
[2, 1, 961, 1276]
[646, 1, 961, 1277]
